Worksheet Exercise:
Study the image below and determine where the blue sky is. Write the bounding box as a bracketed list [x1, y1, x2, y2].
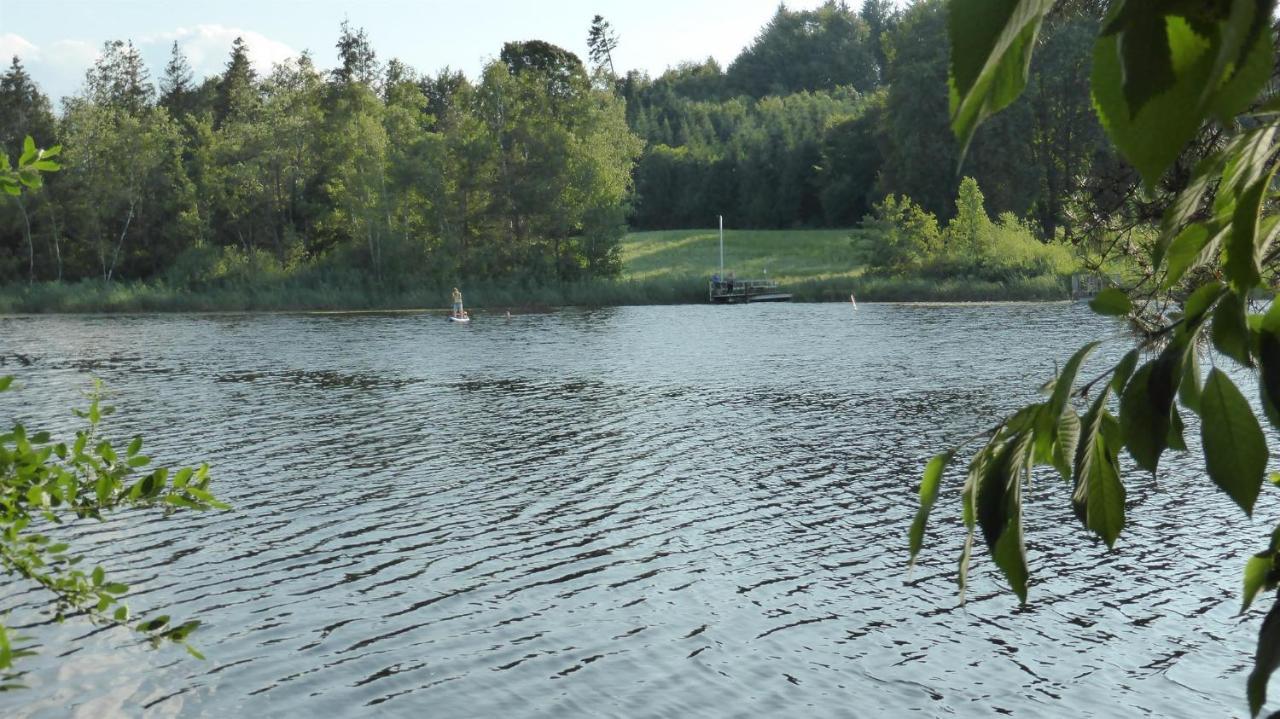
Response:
[1, 0, 831, 106]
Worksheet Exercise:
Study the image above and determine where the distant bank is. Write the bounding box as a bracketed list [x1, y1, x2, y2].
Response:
[0, 230, 1071, 314]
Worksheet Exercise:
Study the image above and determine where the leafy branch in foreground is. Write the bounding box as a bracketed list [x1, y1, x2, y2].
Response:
[0, 135, 60, 197]
[0, 377, 228, 689]
[0, 136, 226, 689]
[918, 0, 1280, 715]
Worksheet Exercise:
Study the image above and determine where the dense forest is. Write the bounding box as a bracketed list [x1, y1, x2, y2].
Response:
[0, 25, 640, 288]
[624, 0, 1113, 236]
[0, 1, 1124, 289]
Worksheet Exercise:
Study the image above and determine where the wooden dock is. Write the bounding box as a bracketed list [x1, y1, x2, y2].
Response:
[709, 278, 792, 303]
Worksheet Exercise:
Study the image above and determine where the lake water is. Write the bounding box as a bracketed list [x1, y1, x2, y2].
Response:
[0, 303, 1270, 718]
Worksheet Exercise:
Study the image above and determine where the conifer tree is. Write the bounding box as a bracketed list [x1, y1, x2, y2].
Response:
[587, 15, 620, 75]
[159, 41, 196, 118]
[214, 37, 258, 125]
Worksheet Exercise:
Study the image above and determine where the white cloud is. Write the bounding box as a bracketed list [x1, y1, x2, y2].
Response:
[0, 33, 39, 62]
[0, 35, 99, 104]
[7, 25, 295, 106]
[46, 40, 101, 71]
[145, 25, 297, 78]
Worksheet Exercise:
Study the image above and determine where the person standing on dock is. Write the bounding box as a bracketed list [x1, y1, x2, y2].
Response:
[451, 287, 464, 318]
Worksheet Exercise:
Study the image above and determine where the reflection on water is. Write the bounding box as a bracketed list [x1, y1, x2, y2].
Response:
[0, 304, 1269, 717]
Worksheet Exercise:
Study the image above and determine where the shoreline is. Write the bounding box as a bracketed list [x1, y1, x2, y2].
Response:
[0, 275, 1073, 315]
[0, 298, 1080, 319]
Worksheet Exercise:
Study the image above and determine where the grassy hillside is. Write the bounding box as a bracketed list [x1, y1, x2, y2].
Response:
[621, 229, 861, 284]
[620, 228, 1070, 302]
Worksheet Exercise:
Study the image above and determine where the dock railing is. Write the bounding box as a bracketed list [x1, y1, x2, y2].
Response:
[709, 278, 781, 302]
[1070, 273, 1121, 300]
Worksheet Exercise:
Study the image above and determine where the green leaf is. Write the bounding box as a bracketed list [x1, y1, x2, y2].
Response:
[17, 169, 42, 190]
[1091, 16, 1212, 186]
[1168, 405, 1188, 452]
[1181, 281, 1227, 327]
[100, 583, 128, 595]
[136, 616, 170, 633]
[1048, 342, 1100, 419]
[1213, 292, 1253, 366]
[113, 606, 129, 622]
[991, 509, 1028, 603]
[1219, 126, 1279, 294]
[1094, 2, 1278, 189]
[1166, 224, 1227, 291]
[1089, 288, 1131, 316]
[1120, 361, 1172, 473]
[18, 136, 35, 166]
[1205, 0, 1275, 123]
[91, 566, 104, 586]
[0, 376, 12, 392]
[1159, 147, 1229, 263]
[1105, 5, 1175, 117]
[947, 0, 1055, 162]
[976, 434, 1031, 602]
[1073, 388, 1126, 548]
[1201, 368, 1267, 516]
[1053, 407, 1081, 481]
[185, 643, 205, 660]
[0, 625, 10, 671]
[163, 495, 199, 510]
[163, 620, 200, 641]
[1260, 328, 1280, 429]
[1244, 553, 1273, 614]
[1249, 598, 1280, 716]
[1180, 349, 1203, 415]
[127, 436, 142, 457]
[1112, 349, 1140, 395]
[95, 474, 111, 504]
[909, 452, 953, 567]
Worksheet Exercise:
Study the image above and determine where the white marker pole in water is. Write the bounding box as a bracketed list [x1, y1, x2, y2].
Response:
[719, 215, 724, 275]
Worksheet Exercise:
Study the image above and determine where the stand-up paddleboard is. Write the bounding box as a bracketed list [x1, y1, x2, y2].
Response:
[448, 314, 471, 323]
[850, 293, 858, 310]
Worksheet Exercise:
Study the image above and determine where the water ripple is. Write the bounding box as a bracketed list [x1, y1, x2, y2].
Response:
[0, 304, 1269, 717]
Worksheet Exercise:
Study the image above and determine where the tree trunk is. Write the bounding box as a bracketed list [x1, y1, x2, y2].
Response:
[46, 204, 62, 281]
[107, 201, 135, 284]
[17, 196, 33, 285]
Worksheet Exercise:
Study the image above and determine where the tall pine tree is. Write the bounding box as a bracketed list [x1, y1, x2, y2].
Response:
[586, 15, 620, 76]
[159, 41, 196, 119]
[214, 37, 258, 126]
[0, 57, 56, 156]
[333, 21, 380, 88]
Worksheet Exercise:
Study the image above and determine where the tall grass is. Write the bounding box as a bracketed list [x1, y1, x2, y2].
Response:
[0, 276, 711, 314]
[0, 273, 1067, 314]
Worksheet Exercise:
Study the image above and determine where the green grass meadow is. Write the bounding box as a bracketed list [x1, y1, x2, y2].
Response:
[621, 229, 862, 286]
[620, 228, 1068, 302]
